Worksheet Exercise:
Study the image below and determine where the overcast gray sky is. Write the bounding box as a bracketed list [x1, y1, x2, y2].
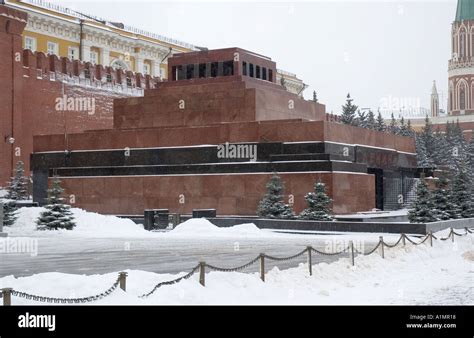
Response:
[52, 0, 456, 115]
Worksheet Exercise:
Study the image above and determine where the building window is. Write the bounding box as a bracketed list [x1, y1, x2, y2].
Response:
[84, 68, 90, 79]
[262, 67, 267, 80]
[68, 46, 79, 60]
[126, 77, 132, 87]
[210, 62, 218, 77]
[90, 51, 98, 64]
[106, 74, 112, 83]
[256, 65, 261, 79]
[199, 63, 206, 78]
[223, 61, 234, 76]
[268, 69, 273, 82]
[177, 65, 185, 80]
[242, 61, 247, 76]
[460, 30, 466, 58]
[47, 41, 58, 55]
[249, 63, 254, 78]
[143, 63, 150, 75]
[186, 64, 195, 79]
[460, 84, 466, 110]
[25, 36, 37, 52]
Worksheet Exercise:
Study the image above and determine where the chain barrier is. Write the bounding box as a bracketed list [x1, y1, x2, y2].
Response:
[311, 245, 350, 256]
[4, 228, 474, 303]
[354, 240, 382, 256]
[9, 275, 121, 304]
[404, 234, 430, 245]
[382, 235, 405, 248]
[139, 264, 200, 298]
[264, 248, 309, 261]
[206, 255, 261, 272]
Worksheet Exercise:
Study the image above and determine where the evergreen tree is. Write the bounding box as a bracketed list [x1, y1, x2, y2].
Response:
[312, 90, 318, 103]
[417, 116, 437, 167]
[466, 136, 474, 186]
[257, 174, 295, 219]
[36, 177, 76, 230]
[299, 180, 333, 221]
[340, 93, 358, 126]
[415, 133, 434, 168]
[433, 128, 449, 166]
[388, 113, 399, 135]
[2, 201, 18, 227]
[408, 179, 437, 223]
[451, 165, 473, 218]
[398, 117, 410, 136]
[375, 111, 386, 132]
[5, 161, 30, 201]
[431, 176, 452, 221]
[406, 119, 414, 137]
[366, 110, 376, 130]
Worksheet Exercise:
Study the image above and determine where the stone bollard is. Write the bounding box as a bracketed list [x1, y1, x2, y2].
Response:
[119, 272, 127, 292]
[259, 254, 265, 282]
[429, 231, 433, 247]
[2, 288, 12, 306]
[451, 228, 455, 243]
[199, 262, 206, 287]
[402, 234, 406, 247]
[307, 247, 312, 276]
[379, 236, 385, 259]
[349, 241, 355, 266]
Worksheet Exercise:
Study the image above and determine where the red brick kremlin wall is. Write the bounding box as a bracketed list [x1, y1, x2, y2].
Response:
[0, 5, 156, 187]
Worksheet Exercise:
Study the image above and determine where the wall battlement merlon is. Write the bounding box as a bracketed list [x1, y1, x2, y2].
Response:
[21, 49, 159, 90]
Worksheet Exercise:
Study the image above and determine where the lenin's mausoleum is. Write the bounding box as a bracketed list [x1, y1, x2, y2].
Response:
[1, 3, 417, 216]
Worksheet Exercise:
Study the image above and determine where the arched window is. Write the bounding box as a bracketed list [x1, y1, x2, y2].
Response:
[460, 83, 466, 110]
[111, 58, 129, 71]
[460, 30, 466, 58]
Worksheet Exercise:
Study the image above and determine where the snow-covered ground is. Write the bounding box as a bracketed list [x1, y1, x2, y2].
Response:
[1, 225, 473, 304]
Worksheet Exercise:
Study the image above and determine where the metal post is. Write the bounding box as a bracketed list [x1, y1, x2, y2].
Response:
[259, 254, 265, 282]
[429, 231, 433, 247]
[402, 234, 406, 247]
[2, 288, 12, 306]
[199, 262, 206, 287]
[350, 241, 355, 266]
[379, 236, 384, 259]
[451, 228, 455, 243]
[119, 272, 127, 292]
[307, 247, 312, 276]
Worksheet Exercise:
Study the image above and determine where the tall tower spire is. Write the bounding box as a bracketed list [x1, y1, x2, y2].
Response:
[431, 81, 440, 117]
[448, 0, 474, 115]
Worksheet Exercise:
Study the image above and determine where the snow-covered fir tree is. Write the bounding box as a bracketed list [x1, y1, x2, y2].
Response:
[312, 90, 318, 103]
[431, 176, 452, 221]
[37, 177, 76, 230]
[467, 136, 474, 186]
[388, 113, 399, 135]
[375, 111, 386, 132]
[408, 179, 436, 223]
[451, 165, 473, 218]
[257, 174, 294, 219]
[340, 93, 358, 126]
[299, 180, 333, 221]
[5, 161, 30, 201]
[2, 201, 18, 227]
[415, 134, 434, 168]
[366, 110, 376, 130]
[355, 110, 367, 128]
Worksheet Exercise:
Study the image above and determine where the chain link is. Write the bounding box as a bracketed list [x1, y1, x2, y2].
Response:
[139, 265, 200, 298]
[264, 248, 309, 261]
[311, 246, 350, 256]
[354, 240, 381, 256]
[206, 255, 261, 272]
[404, 234, 430, 245]
[382, 235, 405, 248]
[10, 276, 121, 304]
